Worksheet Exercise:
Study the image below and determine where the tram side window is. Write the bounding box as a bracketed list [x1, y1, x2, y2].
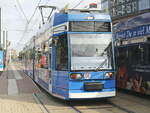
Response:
[36, 50, 42, 67]
[36, 42, 49, 69]
[35, 47, 48, 69]
[41, 54, 48, 69]
[56, 35, 68, 70]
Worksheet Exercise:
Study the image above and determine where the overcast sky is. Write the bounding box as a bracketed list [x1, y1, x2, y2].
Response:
[0, 0, 100, 52]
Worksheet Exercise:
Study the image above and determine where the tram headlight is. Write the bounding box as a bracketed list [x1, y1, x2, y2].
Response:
[70, 73, 82, 80]
[105, 72, 113, 79]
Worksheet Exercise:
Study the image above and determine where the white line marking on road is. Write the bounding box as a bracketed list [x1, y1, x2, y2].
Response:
[8, 79, 18, 95]
[11, 65, 22, 80]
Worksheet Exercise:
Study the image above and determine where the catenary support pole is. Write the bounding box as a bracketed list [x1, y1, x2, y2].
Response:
[0, 8, 1, 49]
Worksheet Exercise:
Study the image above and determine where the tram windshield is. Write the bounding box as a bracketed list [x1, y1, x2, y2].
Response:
[70, 34, 113, 71]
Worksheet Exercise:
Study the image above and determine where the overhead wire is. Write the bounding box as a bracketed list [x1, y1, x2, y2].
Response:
[28, 0, 42, 24]
[71, 0, 100, 9]
[71, 0, 85, 9]
[14, 5, 27, 23]
[15, 0, 29, 23]
[16, 0, 85, 50]
[15, 0, 42, 49]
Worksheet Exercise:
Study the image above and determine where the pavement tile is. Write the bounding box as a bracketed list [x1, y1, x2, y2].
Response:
[0, 72, 8, 94]
[0, 64, 42, 113]
[0, 95, 43, 113]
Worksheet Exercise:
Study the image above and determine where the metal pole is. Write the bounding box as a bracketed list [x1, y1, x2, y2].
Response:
[33, 36, 35, 80]
[0, 8, 1, 49]
[6, 31, 8, 66]
[3, 30, 5, 68]
[3, 30, 5, 49]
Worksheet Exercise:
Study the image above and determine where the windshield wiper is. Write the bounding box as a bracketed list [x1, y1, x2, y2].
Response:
[95, 59, 108, 71]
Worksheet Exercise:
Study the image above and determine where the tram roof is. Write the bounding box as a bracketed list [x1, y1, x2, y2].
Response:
[53, 12, 111, 26]
[34, 11, 111, 39]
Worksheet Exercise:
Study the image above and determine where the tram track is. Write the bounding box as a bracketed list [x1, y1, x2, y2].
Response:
[107, 100, 136, 113]
[18, 67, 136, 113]
[10, 63, 148, 113]
[33, 87, 137, 113]
[69, 105, 83, 113]
[33, 86, 137, 113]
[33, 93, 50, 113]
[67, 99, 137, 113]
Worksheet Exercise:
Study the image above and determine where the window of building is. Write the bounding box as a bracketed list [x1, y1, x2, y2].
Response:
[117, 47, 127, 66]
[110, 0, 139, 18]
[128, 44, 147, 66]
[148, 44, 150, 64]
[128, 45, 139, 65]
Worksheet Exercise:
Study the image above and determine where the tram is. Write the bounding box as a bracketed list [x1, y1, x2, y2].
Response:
[23, 9, 116, 99]
[114, 12, 150, 95]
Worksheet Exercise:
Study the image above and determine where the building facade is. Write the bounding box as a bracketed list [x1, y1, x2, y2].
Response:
[107, 0, 150, 95]
[101, 0, 150, 20]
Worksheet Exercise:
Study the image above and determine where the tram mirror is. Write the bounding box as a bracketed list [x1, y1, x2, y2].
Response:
[52, 37, 59, 46]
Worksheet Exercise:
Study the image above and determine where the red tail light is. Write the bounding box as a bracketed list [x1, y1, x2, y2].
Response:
[70, 73, 82, 80]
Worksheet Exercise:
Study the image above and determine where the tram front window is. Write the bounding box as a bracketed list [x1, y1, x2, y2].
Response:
[70, 34, 113, 71]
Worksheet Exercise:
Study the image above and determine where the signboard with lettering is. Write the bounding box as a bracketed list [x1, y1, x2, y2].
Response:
[139, 0, 150, 11]
[114, 12, 150, 40]
[115, 24, 150, 39]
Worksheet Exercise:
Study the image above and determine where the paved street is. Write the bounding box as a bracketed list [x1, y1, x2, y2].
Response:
[0, 64, 42, 113]
[0, 63, 149, 113]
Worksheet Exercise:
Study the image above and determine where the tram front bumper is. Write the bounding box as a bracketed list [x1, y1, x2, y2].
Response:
[69, 91, 116, 99]
[84, 82, 104, 91]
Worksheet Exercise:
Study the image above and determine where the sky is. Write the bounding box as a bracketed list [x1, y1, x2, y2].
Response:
[0, 0, 100, 53]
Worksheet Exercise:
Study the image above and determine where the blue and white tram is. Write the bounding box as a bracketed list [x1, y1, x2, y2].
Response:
[30, 9, 116, 100]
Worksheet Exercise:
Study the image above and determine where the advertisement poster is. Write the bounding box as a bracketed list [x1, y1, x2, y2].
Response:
[0, 51, 4, 71]
[115, 12, 150, 95]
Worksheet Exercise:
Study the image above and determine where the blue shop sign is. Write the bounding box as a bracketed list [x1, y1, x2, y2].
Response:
[115, 24, 150, 39]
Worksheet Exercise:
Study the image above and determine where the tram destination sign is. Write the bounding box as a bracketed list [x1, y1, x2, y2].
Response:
[115, 24, 150, 39]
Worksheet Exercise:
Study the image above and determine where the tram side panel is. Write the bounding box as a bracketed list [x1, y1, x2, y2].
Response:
[51, 35, 69, 99]
[34, 43, 50, 91]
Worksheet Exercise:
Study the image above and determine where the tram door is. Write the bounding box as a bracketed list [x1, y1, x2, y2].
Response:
[48, 41, 52, 93]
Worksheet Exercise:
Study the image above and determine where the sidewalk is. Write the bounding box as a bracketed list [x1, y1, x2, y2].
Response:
[0, 63, 43, 113]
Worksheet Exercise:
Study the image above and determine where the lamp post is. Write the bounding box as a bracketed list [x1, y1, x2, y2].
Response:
[0, 8, 1, 49]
